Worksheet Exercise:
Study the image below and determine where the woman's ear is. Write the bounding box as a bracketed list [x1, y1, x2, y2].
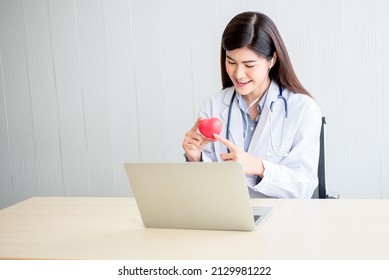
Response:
[269, 52, 277, 68]
[269, 52, 278, 69]
[269, 58, 274, 68]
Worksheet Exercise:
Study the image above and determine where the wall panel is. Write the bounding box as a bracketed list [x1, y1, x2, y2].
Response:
[23, 0, 64, 197]
[0, 0, 39, 205]
[0, 23, 14, 208]
[102, 0, 139, 196]
[49, 0, 90, 196]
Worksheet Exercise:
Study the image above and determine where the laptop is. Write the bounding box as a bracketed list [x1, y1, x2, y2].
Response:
[124, 162, 272, 231]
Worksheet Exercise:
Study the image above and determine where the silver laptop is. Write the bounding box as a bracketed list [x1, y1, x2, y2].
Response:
[124, 162, 272, 231]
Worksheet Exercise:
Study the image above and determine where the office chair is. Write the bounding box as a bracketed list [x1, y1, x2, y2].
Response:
[312, 117, 339, 199]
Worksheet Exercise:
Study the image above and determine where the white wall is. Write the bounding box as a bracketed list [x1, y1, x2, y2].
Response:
[1, 0, 388, 209]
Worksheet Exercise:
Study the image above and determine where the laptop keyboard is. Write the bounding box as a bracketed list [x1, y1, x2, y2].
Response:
[253, 215, 261, 222]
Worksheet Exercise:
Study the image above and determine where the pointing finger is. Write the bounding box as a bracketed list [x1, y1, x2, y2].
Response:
[213, 133, 236, 152]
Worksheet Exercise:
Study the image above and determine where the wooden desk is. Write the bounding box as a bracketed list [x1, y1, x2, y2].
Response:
[0, 197, 388, 260]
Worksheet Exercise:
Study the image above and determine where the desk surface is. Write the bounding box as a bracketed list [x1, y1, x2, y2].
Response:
[0, 197, 388, 260]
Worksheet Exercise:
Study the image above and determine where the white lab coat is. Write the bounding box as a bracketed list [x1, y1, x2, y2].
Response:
[199, 81, 322, 199]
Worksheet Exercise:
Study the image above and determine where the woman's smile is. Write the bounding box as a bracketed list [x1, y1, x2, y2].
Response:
[236, 79, 252, 87]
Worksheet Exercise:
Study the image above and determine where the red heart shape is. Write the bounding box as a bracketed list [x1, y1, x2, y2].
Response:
[199, 118, 222, 140]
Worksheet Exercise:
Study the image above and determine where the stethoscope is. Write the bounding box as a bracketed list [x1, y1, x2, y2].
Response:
[226, 84, 288, 156]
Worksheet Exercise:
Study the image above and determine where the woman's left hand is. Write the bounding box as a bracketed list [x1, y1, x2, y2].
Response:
[213, 134, 264, 177]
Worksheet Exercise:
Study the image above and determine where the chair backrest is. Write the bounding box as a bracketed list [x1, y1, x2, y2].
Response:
[312, 117, 327, 199]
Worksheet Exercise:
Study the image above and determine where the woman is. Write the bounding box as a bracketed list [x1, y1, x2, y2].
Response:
[182, 12, 321, 198]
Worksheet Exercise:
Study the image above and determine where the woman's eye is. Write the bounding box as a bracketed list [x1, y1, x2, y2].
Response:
[227, 60, 235, 65]
[245, 65, 255, 68]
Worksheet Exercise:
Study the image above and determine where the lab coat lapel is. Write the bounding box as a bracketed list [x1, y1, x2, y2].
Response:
[220, 91, 244, 149]
[247, 81, 279, 154]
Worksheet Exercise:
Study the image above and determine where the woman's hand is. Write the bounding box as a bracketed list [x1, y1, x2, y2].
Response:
[213, 134, 264, 176]
[182, 118, 213, 162]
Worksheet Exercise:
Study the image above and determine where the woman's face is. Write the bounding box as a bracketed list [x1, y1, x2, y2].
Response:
[225, 47, 272, 100]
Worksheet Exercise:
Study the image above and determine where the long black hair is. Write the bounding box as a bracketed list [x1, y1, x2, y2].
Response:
[220, 12, 311, 97]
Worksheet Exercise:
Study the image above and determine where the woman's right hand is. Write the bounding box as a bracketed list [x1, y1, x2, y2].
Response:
[182, 118, 212, 162]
